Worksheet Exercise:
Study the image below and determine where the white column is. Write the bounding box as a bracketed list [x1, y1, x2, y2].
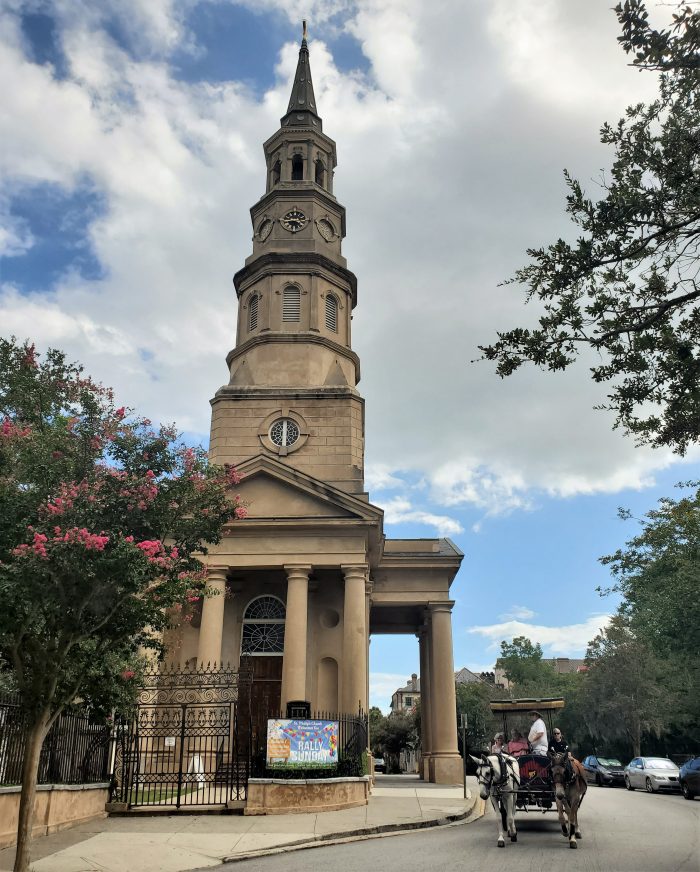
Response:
[197, 567, 228, 666]
[280, 565, 311, 709]
[342, 565, 368, 714]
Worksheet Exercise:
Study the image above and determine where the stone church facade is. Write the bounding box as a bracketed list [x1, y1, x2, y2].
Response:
[165, 28, 464, 784]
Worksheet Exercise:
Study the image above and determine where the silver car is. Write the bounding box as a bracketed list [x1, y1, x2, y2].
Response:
[624, 757, 681, 793]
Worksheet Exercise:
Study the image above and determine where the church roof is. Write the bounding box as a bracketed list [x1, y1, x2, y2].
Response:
[281, 22, 322, 131]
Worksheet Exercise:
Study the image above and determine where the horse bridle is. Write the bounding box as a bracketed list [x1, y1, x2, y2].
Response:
[550, 752, 573, 785]
[479, 754, 511, 789]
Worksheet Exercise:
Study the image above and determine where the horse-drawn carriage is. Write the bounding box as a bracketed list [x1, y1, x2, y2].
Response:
[471, 697, 586, 849]
[490, 697, 565, 811]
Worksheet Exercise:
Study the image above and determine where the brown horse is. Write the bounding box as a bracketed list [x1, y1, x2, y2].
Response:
[550, 752, 587, 849]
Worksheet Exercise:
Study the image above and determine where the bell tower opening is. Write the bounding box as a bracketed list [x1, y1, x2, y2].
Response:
[291, 154, 304, 181]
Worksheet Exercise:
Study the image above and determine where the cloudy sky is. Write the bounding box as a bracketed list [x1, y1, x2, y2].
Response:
[2, 0, 698, 709]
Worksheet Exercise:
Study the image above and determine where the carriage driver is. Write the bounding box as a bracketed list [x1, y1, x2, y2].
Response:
[527, 709, 549, 756]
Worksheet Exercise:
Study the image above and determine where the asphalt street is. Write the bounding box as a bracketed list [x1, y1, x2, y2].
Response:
[221, 785, 699, 872]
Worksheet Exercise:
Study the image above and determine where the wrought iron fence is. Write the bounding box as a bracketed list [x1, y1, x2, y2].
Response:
[0, 693, 111, 786]
[110, 662, 254, 808]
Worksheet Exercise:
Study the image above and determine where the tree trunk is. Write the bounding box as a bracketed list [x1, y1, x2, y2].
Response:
[13, 710, 50, 872]
[631, 719, 641, 759]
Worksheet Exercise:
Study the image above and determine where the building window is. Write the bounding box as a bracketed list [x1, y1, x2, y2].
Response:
[324, 294, 338, 332]
[248, 294, 259, 331]
[404, 696, 413, 708]
[282, 286, 301, 321]
[269, 418, 300, 447]
[291, 154, 303, 181]
[241, 595, 286, 655]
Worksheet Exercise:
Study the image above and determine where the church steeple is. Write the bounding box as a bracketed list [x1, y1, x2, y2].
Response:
[211, 29, 364, 494]
[281, 22, 322, 131]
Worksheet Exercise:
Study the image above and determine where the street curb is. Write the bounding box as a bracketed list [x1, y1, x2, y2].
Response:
[216, 796, 486, 865]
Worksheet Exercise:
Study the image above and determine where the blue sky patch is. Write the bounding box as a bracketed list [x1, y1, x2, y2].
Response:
[20, 10, 69, 80]
[1, 181, 106, 291]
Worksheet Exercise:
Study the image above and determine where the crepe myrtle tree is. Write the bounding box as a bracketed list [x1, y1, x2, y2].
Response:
[0, 338, 246, 872]
[480, 2, 700, 454]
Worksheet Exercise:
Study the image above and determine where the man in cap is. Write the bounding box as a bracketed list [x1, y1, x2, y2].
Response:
[527, 709, 548, 756]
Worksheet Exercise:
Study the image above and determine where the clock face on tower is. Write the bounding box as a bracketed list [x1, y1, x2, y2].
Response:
[280, 209, 308, 232]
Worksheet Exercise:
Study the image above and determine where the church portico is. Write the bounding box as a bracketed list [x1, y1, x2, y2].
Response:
[164, 26, 465, 786]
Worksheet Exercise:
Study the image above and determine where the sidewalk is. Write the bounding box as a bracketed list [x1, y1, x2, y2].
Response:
[0, 776, 482, 872]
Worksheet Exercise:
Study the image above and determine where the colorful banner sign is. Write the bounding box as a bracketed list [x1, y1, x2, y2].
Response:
[266, 719, 339, 768]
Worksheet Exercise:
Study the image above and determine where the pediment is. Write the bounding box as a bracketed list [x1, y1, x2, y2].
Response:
[231, 455, 383, 522]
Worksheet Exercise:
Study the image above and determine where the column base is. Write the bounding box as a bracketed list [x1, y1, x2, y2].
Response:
[420, 754, 431, 781]
[429, 753, 463, 785]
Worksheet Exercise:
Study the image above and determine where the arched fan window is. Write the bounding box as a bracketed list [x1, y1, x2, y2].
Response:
[282, 286, 301, 322]
[324, 294, 338, 332]
[241, 596, 286, 655]
[248, 294, 259, 331]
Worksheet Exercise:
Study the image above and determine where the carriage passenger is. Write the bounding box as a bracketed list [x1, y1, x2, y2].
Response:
[507, 729, 528, 757]
[527, 709, 549, 755]
[491, 732, 507, 754]
[548, 727, 571, 756]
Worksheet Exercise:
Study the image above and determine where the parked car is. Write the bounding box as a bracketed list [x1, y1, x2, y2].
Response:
[679, 757, 700, 800]
[624, 757, 681, 793]
[374, 757, 386, 773]
[582, 755, 626, 787]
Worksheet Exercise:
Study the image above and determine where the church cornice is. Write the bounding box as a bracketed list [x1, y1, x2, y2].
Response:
[234, 252, 357, 307]
[212, 384, 363, 404]
[222, 332, 361, 382]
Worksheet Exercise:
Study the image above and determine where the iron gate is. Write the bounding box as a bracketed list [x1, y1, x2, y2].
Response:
[110, 663, 252, 808]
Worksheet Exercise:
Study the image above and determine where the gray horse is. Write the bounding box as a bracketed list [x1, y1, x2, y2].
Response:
[471, 753, 520, 847]
[550, 751, 587, 848]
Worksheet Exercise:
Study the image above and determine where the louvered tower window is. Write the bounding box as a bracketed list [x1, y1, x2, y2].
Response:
[325, 294, 338, 332]
[282, 286, 301, 321]
[248, 294, 259, 331]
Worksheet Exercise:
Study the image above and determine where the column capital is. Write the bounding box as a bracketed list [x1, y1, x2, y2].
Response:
[428, 600, 455, 615]
[284, 564, 312, 580]
[206, 566, 229, 583]
[341, 564, 369, 581]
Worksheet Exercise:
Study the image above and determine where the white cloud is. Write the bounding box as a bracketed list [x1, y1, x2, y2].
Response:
[369, 672, 408, 712]
[0, 0, 697, 505]
[364, 463, 404, 492]
[467, 614, 612, 656]
[500, 605, 536, 621]
[379, 496, 463, 537]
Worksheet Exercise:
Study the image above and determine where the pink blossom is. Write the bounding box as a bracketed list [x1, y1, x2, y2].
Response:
[115, 407, 126, 419]
[224, 465, 241, 486]
[124, 535, 134, 543]
[136, 540, 163, 558]
[21, 344, 37, 368]
[121, 669, 136, 680]
[234, 506, 248, 519]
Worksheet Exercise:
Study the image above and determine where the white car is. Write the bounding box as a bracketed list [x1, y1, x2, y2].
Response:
[624, 757, 681, 793]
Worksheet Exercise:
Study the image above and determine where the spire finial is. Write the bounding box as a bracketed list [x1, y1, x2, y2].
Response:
[302, 20, 308, 41]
